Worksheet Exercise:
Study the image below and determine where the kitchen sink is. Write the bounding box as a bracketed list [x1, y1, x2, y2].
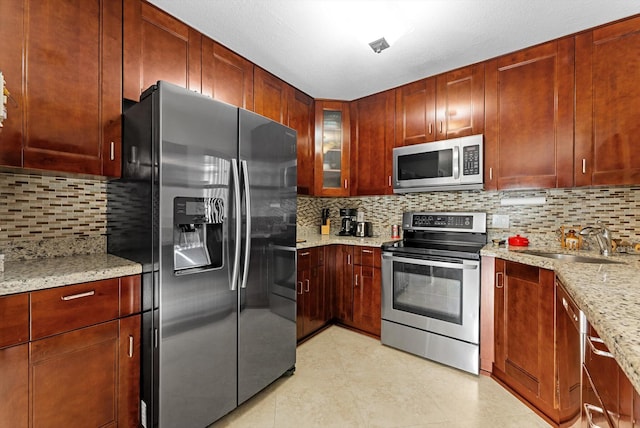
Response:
[520, 250, 623, 264]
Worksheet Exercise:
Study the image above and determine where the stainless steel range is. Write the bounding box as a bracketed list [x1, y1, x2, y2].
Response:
[381, 212, 487, 375]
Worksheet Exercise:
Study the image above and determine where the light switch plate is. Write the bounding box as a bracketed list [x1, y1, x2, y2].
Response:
[492, 214, 510, 228]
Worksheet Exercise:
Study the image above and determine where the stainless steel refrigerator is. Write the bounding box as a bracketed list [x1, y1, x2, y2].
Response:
[107, 81, 297, 428]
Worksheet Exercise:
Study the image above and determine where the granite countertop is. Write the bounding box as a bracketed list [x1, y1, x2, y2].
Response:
[482, 244, 640, 395]
[0, 253, 142, 296]
[296, 233, 397, 249]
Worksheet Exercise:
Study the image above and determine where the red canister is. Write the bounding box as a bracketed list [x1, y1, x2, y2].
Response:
[508, 234, 529, 247]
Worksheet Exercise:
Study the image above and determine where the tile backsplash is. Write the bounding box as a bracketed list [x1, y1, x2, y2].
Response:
[298, 187, 640, 243]
[1, 171, 639, 260]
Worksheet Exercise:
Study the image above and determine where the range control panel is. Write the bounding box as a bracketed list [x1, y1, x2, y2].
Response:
[403, 212, 487, 233]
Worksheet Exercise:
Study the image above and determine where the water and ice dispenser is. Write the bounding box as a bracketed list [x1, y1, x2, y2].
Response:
[173, 197, 224, 272]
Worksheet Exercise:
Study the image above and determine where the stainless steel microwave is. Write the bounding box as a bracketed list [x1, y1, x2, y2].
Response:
[392, 134, 484, 193]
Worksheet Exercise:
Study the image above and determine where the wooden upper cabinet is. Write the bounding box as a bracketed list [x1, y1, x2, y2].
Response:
[0, 0, 122, 177]
[484, 39, 574, 190]
[314, 100, 351, 196]
[0, 0, 25, 168]
[124, 0, 202, 100]
[351, 90, 395, 195]
[288, 89, 315, 195]
[575, 16, 640, 187]
[395, 78, 436, 146]
[201, 39, 254, 109]
[254, 67, 289, 124]
[435, 63, 484, 140]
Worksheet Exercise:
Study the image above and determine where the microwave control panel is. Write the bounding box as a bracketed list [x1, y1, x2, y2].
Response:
[462, 145, 480, 176]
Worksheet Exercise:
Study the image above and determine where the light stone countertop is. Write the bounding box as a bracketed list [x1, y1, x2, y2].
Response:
[0, 253, 142, 296]
[296, 232, 397, 249]
[482, 244, 640, 395]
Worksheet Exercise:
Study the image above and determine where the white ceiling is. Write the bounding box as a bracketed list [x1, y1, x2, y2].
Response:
[147, 0, 640, 101]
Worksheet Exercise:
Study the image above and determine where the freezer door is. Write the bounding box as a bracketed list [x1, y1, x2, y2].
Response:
[237, 109, 297, 404]
[157, 82, 240, 427]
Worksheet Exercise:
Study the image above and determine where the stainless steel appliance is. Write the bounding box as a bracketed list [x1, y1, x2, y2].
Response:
[392, 134, 484, 193]
[107, 81, 297, 428]
[339, 208, 357, 236]
[381, 212, 486, 374]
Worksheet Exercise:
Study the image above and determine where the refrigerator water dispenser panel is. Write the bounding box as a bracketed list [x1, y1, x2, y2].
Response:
[173, 196, 224, 272]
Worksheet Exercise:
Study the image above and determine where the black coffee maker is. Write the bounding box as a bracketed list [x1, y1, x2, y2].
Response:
[339, 208, 357, 236]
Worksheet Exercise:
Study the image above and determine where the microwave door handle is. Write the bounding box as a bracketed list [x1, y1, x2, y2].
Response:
[383, 253, 477, 270]
[453, 146, 460, 180]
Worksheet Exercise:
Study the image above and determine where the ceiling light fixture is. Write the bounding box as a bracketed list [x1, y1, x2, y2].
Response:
[369, 37, 390, 53]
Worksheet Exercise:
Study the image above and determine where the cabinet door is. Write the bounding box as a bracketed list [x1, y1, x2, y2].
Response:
[0, 344, 28, 428]
[31, 321, 120, 428]
[353, 265, 381, 337]
[288, 89, 315, 195]
[556, 280, 581, 423]
[485, 39, 574, 190]
[124, 0, 202, 100]
[332, 245, 354, 323]
[0, 0, 25, 167]
[307, 265, 326, 334]
[202, 38, 254, 109]
[575, 16, 640, 187]
[436, 63, 484, 140]
[351, 90, 395, 196]
[395, 78, 437, 146]
[0, 0, 122, 177]
[494, 260, 556, 412]
[314, 101, 351, 196]
[296, 249, 312, 340]
[254, 67, 289, 124]
[296, 266, 308, 340]
[119, 315, 141, 428]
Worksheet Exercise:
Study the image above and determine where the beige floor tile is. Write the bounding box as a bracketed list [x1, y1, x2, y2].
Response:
[211, 326, 553, 428]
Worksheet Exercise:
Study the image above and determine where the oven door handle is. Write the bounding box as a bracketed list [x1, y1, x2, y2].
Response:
[382, 253, 478, 270]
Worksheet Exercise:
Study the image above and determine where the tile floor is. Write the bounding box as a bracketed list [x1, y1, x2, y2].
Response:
[211, 325, 555, 427]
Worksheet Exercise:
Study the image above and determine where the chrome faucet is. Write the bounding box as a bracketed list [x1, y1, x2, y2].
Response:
[579, 221, 613, 256]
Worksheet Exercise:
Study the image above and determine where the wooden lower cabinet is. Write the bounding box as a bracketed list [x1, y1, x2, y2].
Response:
[325, 245, 381, 337]
[296, 247, 328, 340]
[493, 259, 579, 426]
[297, 245, 382, 339]
[0, 275, 141, 428]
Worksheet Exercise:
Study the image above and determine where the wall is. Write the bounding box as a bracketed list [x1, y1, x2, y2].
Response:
[298, 187, 640, 246]
[2, 171, 639, 260]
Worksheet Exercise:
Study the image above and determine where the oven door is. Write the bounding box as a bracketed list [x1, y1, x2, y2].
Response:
[381, 251, 480, 344]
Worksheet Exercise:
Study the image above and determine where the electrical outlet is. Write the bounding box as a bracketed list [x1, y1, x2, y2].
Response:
[492, 214, 510, 228]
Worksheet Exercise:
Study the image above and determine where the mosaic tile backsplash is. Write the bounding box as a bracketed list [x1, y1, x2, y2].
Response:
[298, 187, 640, 244]
[1, 171, 639, 259]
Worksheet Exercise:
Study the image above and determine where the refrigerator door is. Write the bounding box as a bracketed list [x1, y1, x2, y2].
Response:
[237, 109, 297, 404]
[157, 82, 240, 427]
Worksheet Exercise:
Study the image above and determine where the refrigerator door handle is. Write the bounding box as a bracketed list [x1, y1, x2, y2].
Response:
[240, 160, 252, 289]
[231, 159, 242, 291]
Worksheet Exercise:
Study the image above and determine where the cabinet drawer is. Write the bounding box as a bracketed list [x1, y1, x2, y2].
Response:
[31, 278, 120, 340]
[297, 249, 313, 270]
[0, 293, 29, 348]
[353, 247, 381, 267]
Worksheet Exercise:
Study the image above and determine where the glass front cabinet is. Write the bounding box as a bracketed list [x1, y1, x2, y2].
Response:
[314, 101, 350, 196]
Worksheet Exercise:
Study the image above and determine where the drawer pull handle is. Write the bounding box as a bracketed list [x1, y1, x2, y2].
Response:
[128, 335, 134, 358]
[61, 290, 95, 301]
[299, 251, 310, 257]
[587, 335, 614, 359]
[362, 249, 373, 254]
